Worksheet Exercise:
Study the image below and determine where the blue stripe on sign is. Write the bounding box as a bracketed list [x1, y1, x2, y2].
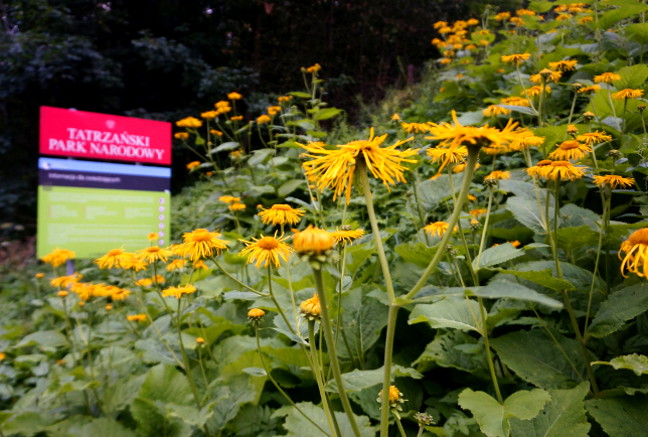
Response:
[38, 157, 171, 178]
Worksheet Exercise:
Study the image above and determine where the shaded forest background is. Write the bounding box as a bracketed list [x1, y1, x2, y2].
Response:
[0, 0, 522, 238]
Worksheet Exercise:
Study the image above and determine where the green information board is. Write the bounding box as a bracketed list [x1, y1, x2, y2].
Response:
[37, 158, 171, 258]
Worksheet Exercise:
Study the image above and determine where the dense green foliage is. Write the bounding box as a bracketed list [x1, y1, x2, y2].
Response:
[2, 1, 648, 436]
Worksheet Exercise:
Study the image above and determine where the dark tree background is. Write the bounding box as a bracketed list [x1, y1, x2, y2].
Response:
[0, 0, 521, 236]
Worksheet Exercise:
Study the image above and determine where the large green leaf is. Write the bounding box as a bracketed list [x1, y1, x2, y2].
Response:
[491, 329, 586, 388]
[468, 281, 563, 309]
[509, 382, 590, 437]
[615, 64, 648, 91]
[506, 196, 549, 234]
[472, 243, 524, 270]
[72, 418, 139, 437]
[413, 330, 487, 374]
[592, 353, 648, 376]
[458, 388, 550, 437]
[326, 364, 423, 393]
[409, 298, 481, 333]
[626, 22, 648, 44]
[597, 1, 648, 30]
[395, 242, 438, 268]
[335, 286, 388, 360]
[15, 330, 68, 348]
[312, 107, 342, 121]
[494, 269, 575, 293]
[277, 402, 376, 437]
[587, 284, 648, 338]
[418, 173, 464, 209]
[586, 395, 648, 437]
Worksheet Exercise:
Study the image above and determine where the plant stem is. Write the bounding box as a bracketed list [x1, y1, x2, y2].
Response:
[255, 327, 330, 436]
[395, 415, 408, 437]
[312, 267, 362, 437]
[308, 321, 341, 437]
[175, 297, 203, 408]
[478, 296, 503, 403]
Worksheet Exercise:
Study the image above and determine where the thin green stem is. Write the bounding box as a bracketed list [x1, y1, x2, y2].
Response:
[312, 267, 362, 437]
[478, 296, 503, 403]
[255, 327, 330, 436]
[379, 305, 399, 437]
[395, 415, 408, 437]
[405, 146, 479, 301]
[212, 259, 267, 296]
[175, 297, 203, 408]
[308, 321, 340, 437]
[584, 192, 609, 340]
[474, 187, 495, 269]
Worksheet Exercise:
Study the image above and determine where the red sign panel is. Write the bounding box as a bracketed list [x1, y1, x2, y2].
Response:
[39, 106, 171, 165]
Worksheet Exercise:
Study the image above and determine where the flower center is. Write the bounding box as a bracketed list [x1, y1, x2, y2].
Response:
[107, 249, 123, 256]
[559, 140, 580, 150]
[272, 204, 291, 211]
[537, 159, 552, 166]
[552, 161, 571, 167]
[258, 237, 280, 250]
[628, 228, 648, 245]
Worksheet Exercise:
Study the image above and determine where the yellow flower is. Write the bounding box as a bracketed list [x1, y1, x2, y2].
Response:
[228, 92, 243, 100]
[174, 132, 189, 140]
[300, 293, 321, 320]
[516, 8, 535, 16]
[110, 287, 131, 301]
[0, 352, 6, 361]
[135, 278, 154, 287]
[469, 208, 488, 217]
[211, 129, 223, 136]
[494, 12, 510, 21]
[258, 204, 306, 226]
[378, 385, 406, 410]
[576, 131, 613, 146]
[229, 202, 246, 212]
[501, 96, 530, 107]
[176, 117, 203, 128]
[137, 246, 173, 264]
[401, 122, 432, 134]
[57, 290, 69, 298]
[453, 162, 481, 173]
[577, 85, 601, 94]
[219, 195, 241, 204]
[530, 69, 562, 84]
[619, 228, 648, 278]
[166, 259, 187, 271]
[187, 161, 201, 170]
[548, 59, 578, 71]
[267, 105, 282, 116]
[174, 229, 229, 261]
[293, 225, 335, 254]
[548, 140, 592, 161]
[277, 95, 292, 103]
[330, 229, 365, 246]
[162, 284, 197, 299]
[593, 175, 635, 189]
[230, 115, 244, 121]
[391, 113, 401, 121]
[127, 314, 147, 323]
[593, 72, 622, 84]
[484, 170, 511, 183]
[201, 110, 219, 119]
[483, 105, 512, 117]
[147, 232, 159, 241]
[427, 145, 468, 164]
[193, 260, 209, 270]
[501, 53, 531, 65]
[95, 248, 131, 269]
[300, 128, 418, 203]
[423, 221, 451, 237]
[248, 308, 266, 321]
[50, 273, 82, 288]
[526, 160, 586, 181]
[35, 273, 45, 279]
[611, 89, 644, 100]
[306, 63, 322, 74]
[524, 85, 551, 97]
[567, 125, 579, 135]
[41, 247, 75, 267]
[239, 234, 293, 269]
[257, 114, 271, 124]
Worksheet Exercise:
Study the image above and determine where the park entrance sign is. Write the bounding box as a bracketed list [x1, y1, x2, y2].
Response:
[39, 106, 171, 165]
[37, 107, 172, 259]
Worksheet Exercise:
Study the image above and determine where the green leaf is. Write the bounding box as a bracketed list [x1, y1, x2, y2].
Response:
[586, 395, 648, 437]
[288, 91, 311, 98]
[327, 364, 423, 393]
[499, 104, 538, 116]
[491, 329, 585, 388]
[473, 243, 524, 270]
[626, 22, 648, 44]
[409, 298, 481, 333]
[74, 418, 139, 437]
[395, 242, 438, 268]
[277, 401, 376, 437]
[278, 179, 305, 197]
[469, 281, 563, 309]
[336, 286, 388, 360]
[458, 388, 550, 437]
[211, 141, 240, 153]
[588, 284, 648, 338]
[413, 330, 487, 374]
[597, 2, 648, 30]
[15, 330, 67, 348]
[495, 269, 575, 292]
[248, 148, 276, 166]
[509, 382, 590, 437]
[592, 353, 648, 376]
[312, 107, 342, 121]
[418, 173, 464, 209]
[615, 64, 648, 91]
[506, 196, 549, 234]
